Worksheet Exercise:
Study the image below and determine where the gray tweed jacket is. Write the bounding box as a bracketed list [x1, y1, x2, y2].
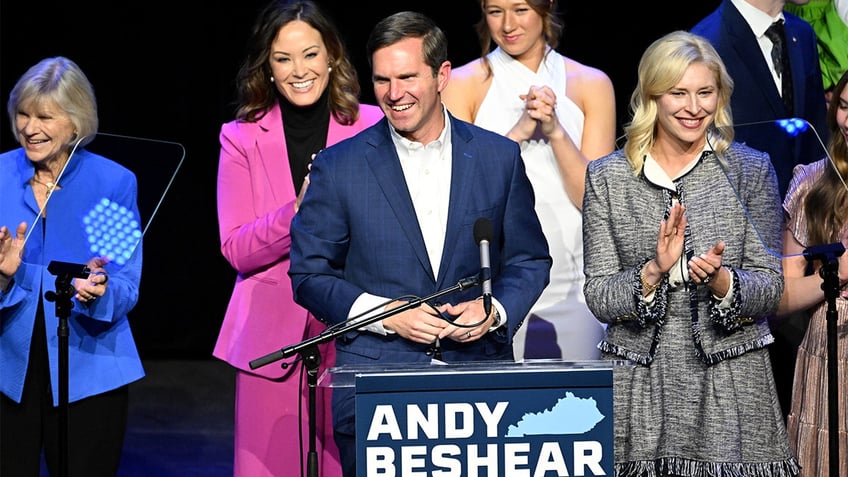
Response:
[582, 143, 784, 365]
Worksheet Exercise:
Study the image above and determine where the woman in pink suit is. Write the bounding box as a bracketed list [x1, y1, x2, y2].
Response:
[214, 1, 382, 476]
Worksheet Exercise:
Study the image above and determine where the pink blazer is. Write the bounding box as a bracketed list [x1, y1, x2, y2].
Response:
[214, 102, 383, 378]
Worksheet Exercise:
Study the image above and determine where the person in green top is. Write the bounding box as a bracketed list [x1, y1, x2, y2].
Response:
[785, 0, 848, 104]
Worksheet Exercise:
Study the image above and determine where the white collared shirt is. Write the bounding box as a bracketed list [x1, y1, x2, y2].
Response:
[390, 106, 452, 278]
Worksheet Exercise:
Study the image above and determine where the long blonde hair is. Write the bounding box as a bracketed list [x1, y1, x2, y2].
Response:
[623, 31, 734, 174]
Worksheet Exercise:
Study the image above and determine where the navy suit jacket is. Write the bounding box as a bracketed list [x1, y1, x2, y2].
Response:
[691, 0, 828, 197]
[289, 112, 551, 433]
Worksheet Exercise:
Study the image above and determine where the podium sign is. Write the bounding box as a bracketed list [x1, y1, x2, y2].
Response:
[339, 360, 616, 477]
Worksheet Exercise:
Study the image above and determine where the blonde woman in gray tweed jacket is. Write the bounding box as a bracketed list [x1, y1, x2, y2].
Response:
[582, 31, 799, 476]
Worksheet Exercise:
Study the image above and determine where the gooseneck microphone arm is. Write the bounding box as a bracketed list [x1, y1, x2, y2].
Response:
[247, 275, 478, 477]
[249, 275, 479, 370]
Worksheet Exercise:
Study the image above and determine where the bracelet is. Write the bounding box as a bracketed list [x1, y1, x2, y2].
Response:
[640, 264, 660, 295]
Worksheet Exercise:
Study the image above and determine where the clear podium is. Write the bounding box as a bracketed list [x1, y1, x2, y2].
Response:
[322, 359, 625, 477]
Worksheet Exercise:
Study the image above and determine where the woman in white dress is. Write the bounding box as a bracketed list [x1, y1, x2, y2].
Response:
[442, 0, 616, 360]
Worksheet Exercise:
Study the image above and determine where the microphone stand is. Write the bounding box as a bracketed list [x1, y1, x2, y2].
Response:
[249, 275, 479, 477]
[803, 242, 842, 477]
[44, 261, 91, 477]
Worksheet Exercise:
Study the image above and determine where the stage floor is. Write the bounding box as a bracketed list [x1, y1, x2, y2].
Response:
[40, 358, 236, 477]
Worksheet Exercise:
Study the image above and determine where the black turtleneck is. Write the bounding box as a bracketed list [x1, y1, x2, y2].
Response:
[276, 87, 331, 194]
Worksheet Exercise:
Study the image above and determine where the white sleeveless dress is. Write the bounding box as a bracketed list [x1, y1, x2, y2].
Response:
[474, 47, 605, 361]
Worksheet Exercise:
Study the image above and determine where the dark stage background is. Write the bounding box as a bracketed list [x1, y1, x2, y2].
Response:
[0, 1, 720, 358]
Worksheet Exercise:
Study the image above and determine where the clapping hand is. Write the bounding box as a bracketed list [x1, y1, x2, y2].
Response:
[0, 222, 27, 283]
[655, 202, 687, 273]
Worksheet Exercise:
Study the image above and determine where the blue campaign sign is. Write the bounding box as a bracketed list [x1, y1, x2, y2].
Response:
[354, 361, 615, 477]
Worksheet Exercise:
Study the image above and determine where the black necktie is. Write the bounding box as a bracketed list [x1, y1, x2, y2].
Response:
[764, 20, 794, 115]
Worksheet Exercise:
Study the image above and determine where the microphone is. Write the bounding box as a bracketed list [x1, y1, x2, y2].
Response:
[803, 242, 845, 263]
[473, 218, 493, 316]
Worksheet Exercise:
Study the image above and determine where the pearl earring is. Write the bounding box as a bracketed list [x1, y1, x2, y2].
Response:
[328, 66, 332, 73]
[270, 76, 275, 83]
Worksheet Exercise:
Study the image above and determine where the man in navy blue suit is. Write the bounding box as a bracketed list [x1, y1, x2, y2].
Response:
[691, 0, 828, 421]
[289, 11, 551, 476]
[691, 0, 828, 198]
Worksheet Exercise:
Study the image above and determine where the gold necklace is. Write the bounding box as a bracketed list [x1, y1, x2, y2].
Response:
[31, 176, 57, 198]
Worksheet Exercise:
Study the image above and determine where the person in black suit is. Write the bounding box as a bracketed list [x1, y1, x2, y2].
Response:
[691, 0, 829, 421]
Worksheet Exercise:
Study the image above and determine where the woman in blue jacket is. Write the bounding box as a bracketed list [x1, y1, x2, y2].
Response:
[0, 56, 144, 477]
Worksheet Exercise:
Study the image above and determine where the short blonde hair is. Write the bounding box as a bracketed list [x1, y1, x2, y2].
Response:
[7, 56, 98, 147]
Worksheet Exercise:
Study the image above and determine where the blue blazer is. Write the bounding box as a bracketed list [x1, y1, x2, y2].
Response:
[289, 113, 551, 432]
[0, 147, 144, 405]
[691, 0, 828, 197]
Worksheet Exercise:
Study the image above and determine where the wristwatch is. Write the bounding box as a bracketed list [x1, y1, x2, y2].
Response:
[489, 308, 503, 329]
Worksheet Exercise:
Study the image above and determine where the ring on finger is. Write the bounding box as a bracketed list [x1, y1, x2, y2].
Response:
[703, 274, 712, 284]
[465, 331, 472, 338]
